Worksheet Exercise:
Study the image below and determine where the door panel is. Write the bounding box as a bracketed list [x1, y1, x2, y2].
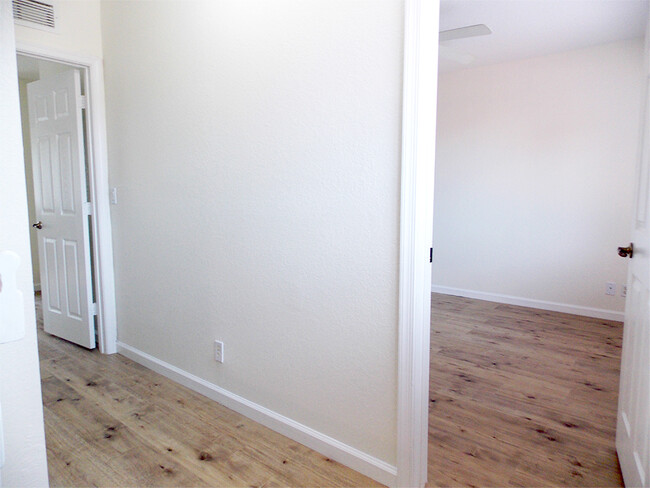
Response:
[37, 136, 55, 212]
[618, 276, 649, 487]
[617, 24, 650, 484]
[63, 239, 82, 318]
[27, 69, 95, 349]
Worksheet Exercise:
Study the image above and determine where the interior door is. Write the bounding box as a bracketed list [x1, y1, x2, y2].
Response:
[27, 69, 95, 349]
[616, 40, 650, 487]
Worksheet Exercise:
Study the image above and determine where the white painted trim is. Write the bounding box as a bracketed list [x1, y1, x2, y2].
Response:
[16, 43, 118, 354]
[431, 285, 625, 322]
[397, 1, 439, 487]
[116, 342, 397, 487]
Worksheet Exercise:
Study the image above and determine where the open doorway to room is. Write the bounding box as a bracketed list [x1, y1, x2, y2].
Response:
[427, 1, 646, 486]
[17, 54, 99, 350]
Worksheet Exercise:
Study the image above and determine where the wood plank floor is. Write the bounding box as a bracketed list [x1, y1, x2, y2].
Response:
[428, 294, 624, 487]
[38, 293, 625, 487]
[36, 295, 382, 488]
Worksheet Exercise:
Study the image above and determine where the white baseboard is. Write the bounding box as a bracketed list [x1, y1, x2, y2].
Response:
[116, 342, 397, 487]
[431, 285, 624, 322]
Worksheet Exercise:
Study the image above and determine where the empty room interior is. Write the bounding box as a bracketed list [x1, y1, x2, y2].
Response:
[431, 1, 648, 486]
[2, 0, 650, 488]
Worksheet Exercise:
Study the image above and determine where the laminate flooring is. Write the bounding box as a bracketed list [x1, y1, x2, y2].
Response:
[428, 294, 624, 487]
[36, 295, 381, 488]
[38, 293, 625, 487]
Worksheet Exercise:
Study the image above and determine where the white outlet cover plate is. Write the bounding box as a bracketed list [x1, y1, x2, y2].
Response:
[214, 340, 224, 363]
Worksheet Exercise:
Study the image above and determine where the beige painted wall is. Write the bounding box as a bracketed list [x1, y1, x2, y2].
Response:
[433, 39, 643, 315]
[14, 0, 103, 58]
[101, 0, 403, 465]
[0, 3, 49, 485]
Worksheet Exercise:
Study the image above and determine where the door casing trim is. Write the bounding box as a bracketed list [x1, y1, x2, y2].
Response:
[16, 42, 117, 354]
[396, 0, 438, 486]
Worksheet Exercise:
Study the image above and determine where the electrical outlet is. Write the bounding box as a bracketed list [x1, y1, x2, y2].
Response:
[621, 285, 627, 298]
[606, 282, 616, 296]
[214, 340, 224, 363]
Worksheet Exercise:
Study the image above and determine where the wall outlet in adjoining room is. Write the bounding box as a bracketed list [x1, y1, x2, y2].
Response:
[214, 340, 224, 363]
[606, 282, 616, 296]
[621, 285, 627, 298]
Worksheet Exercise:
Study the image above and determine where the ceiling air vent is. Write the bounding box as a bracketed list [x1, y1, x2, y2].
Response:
[12, 0, 57, 32]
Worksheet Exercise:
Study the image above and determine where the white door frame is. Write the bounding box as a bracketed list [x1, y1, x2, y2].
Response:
[16, 42, 117, 355]
[397, 0, 439, 487]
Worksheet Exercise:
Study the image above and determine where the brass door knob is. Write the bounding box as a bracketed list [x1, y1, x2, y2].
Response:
[618, 243, 633, 258]
[32, 221, 43, 230]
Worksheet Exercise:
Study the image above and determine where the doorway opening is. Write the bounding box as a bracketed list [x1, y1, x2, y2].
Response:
[17, 54, 98, 349]
[428, 3, 642, 486]
[15, 45, 117, 355]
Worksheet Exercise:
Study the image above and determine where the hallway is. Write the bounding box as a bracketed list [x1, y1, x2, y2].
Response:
[36, 295, 380, 487]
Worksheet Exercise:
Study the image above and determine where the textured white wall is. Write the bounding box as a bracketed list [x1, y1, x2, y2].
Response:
[433, 39, 643, 314]
[0, 3, 49, 486]
[101, 0, 403, 465]
[14, 0, 103, 58]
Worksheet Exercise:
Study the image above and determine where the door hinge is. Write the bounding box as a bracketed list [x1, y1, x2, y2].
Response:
[430, 248, 433, 263]
[79, 95, 87, 109]
[90, 302, 98, 316]
[83, 202, 93, 216]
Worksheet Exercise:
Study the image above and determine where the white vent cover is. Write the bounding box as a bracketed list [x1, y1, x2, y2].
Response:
[12, 0, 57, 31]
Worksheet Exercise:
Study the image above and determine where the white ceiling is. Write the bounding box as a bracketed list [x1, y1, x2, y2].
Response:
[439, 0, 649, 72]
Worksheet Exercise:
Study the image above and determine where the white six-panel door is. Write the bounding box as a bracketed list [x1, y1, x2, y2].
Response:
[27, 69, 95, 349]
[617, 24, 650, 487]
